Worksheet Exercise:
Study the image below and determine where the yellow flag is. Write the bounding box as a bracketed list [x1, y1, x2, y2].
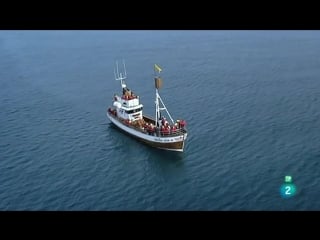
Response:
[154, 64, 162, 73]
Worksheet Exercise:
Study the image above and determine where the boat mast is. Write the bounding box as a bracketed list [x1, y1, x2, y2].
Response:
[114, 60, 127, 90]
[154, 64, 175, 126]
[157, 91, 175, 124]
[154, 65, 159, 127]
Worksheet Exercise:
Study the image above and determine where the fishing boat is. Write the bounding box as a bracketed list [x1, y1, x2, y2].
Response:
[106, 61, 187, 152]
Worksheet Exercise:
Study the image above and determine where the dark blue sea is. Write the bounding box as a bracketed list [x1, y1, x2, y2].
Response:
[1, 30, 320, 210]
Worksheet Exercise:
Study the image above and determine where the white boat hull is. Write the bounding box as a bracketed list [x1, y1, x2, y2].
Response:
[107, 112, 187, 152]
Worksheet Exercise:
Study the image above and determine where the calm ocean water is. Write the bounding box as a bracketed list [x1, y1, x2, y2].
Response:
[1, 30, 320, 210]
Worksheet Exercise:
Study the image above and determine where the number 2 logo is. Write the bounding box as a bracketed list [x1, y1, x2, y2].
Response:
[280, 182, 296, 198]
[285, 186, 291, 195]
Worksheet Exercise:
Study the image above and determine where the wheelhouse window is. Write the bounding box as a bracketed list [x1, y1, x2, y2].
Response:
[125, 107, 143, 114]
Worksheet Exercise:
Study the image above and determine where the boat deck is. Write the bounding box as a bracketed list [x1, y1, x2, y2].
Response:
[108, 111, 187, 138]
